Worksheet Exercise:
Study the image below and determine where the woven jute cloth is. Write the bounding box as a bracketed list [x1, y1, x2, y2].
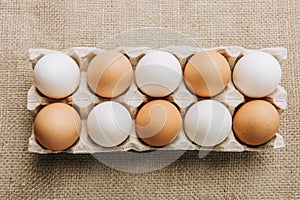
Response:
[0, 0, 299, 199]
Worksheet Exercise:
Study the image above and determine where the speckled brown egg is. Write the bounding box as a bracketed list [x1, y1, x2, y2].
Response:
[233, 100, 280, 146]
[135, 100, 182, 147]
[184, 51, 231, 97]
[87, 51, 133, 98]
[34, 103, 81, 151]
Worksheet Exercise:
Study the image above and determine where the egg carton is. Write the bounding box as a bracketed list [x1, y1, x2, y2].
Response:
[27, 46, 287, 154]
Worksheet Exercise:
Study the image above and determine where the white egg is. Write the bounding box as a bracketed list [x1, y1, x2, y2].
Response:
[135, 50, 182, 97]
[233, 51, 281, 98]
[34, 52, 80, 99]
[184, 100, 232, 147]
[87, 101, 132, 147]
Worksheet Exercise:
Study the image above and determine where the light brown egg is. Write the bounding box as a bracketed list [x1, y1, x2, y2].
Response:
[233, 100, 279, 146]
[34, 103, 81, 151]
[87, 51, 133, 98]
[184, 51, 231, 97]
[135, 100, 182, 147]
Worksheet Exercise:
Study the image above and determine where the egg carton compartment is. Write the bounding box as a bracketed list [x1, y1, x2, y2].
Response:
[27, 46, 287, 154]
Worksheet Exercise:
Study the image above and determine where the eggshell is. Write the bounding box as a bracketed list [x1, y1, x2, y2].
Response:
[34, 103, 81, 151]
[233, 100, 280, 146]
[184, 51, 231, 97]
[34, 52, 80, 99]
[87, 101, 132, 147]
[135, 50, 182, 97]
[233, 51, 281, 98]
[87, 51, 133, 98]
[135, 100, 182, 147]
[184, 100, 232, 147]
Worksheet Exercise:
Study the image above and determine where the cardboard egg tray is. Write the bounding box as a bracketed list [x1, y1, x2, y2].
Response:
[27, 46, 287, 154]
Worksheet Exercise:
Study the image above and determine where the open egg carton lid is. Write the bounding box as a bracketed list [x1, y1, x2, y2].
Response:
[27, 45, 287, 154]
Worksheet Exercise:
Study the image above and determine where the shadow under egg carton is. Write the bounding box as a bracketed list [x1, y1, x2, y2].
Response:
[27, 46, 287, 154]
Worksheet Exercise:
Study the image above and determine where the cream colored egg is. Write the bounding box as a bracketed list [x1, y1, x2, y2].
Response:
[184, 51, 231, 97]
[87, 51, 133, 98]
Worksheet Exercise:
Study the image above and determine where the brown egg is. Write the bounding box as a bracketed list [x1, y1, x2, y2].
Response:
[233, 100, 280, 146]
[184, 51, 231, 97]
[87, 51, 133, 98]
[135, 100, 182, 147]
[34, 103, 81, 151]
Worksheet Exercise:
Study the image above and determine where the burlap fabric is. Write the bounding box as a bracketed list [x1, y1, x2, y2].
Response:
[0, 0, 299, 199]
